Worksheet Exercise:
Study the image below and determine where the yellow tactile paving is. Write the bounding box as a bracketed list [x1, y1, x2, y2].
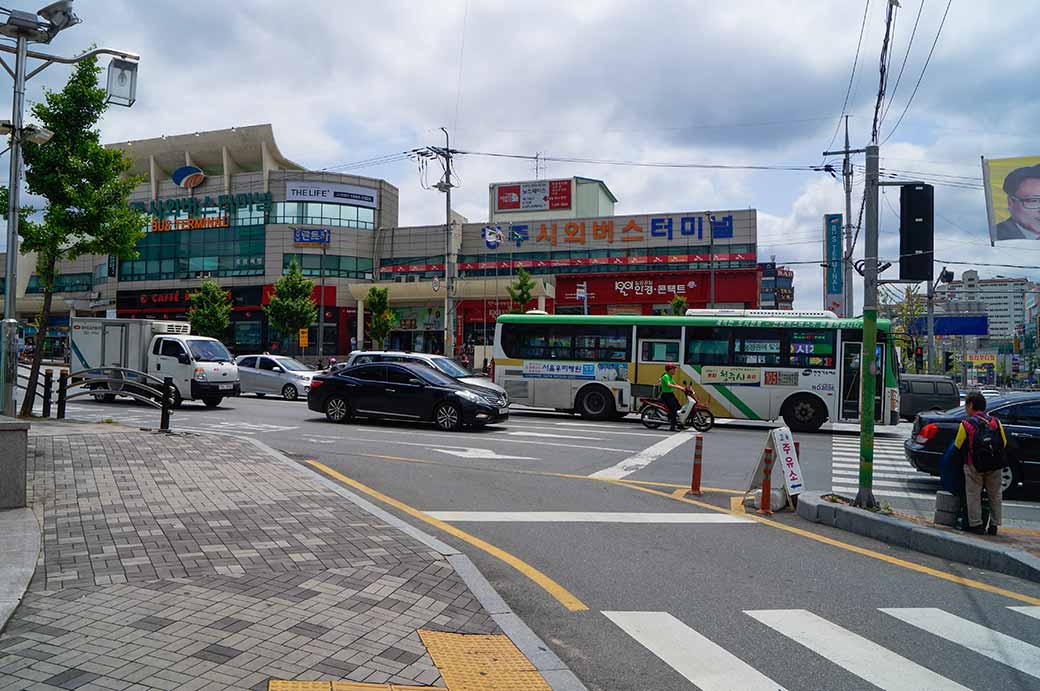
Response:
[418, 630, 552, 690]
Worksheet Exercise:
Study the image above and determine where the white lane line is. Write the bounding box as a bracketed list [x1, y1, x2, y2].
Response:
[589, 431, 692, 479]
[832, 469, 941, 482]
[432, 448, 537, 461]
[881, 608, 1040, 679]
[508, 431, 601, 441]
[425, 511, 754, 523]
[746, 609, 968, 691]
[1009, 606, 1040, 621]
[507, 420, 669, 438]
[348, 436, 635, 454]
[832, 459, 913, 469]
[831, 486, 937, 500]
[603, 611, 785, 691]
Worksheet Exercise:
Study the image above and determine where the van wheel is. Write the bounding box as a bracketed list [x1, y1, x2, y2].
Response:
[577, 385, 615, 420]
[202, 397, 223, 409]
[781, 394, 826, 432]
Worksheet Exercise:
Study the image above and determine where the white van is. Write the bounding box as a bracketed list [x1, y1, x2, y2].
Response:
[69, 318, 240, 408]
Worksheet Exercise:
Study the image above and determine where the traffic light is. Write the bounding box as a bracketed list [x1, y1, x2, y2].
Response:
[900, 184, 934, 281]
[914, 346, 924, 372]
[943, 351, 953, 372]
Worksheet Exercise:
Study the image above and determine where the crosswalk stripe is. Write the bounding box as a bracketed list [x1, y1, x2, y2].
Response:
[881, 608, 1040, 679]
[831, 477, 939, 490]
[832, 469, 940, 482]
[745, 609, 968, 691]
[1009, 606, 1040, 622]
[425, 511, 754, 523]
[603, 611, 785, 691]
[833, 460, 913, 469]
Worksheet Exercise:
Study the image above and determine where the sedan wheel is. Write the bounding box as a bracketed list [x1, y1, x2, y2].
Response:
[435, 403, 462, 431]
[325, 396, 350, 423]
[1000, 463, 1022, 498]
[281, 384, 299, 401]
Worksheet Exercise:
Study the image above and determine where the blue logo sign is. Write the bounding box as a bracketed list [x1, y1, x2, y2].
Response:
[825, 214, 843, 294]
[171, 165, 205, 190]
[293, 228, 331, 245]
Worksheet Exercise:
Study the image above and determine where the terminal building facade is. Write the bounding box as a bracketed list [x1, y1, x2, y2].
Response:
[1, 124, 770, 359]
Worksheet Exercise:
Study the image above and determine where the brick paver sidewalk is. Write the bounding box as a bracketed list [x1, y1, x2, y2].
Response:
[0, 431, 498, 691]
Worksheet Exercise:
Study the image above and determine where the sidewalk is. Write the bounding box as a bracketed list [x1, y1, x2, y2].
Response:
[0, 424, 577, 690]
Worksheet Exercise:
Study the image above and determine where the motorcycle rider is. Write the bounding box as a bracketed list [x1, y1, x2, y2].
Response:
[660, 363, 681, 431]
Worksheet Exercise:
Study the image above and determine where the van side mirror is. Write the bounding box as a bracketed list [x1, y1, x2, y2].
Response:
[272, 366, 283, 373]
[177, 353, 190, 365]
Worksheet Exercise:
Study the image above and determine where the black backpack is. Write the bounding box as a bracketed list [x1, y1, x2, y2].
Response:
[966, 414, 1007, 472]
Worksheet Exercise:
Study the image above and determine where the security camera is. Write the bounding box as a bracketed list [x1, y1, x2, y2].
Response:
[37, 1, 80, 33]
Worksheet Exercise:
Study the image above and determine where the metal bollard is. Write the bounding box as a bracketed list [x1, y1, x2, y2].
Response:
[794, 440, 800, 459]
[159, 376, 172, 432]
[688, 433, 704, 496]
[42, 370, 53, 418]
[758, 447, 775, 515]
[56, 371, 68, 419]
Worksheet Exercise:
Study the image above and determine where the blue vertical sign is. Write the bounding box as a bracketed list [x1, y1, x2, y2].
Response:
[823, 214, 844, 316]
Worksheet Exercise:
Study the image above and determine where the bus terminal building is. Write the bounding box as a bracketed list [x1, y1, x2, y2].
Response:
[0, 124, 767, 357]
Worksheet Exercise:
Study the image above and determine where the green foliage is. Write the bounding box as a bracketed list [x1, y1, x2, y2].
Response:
[17, 55, 146, 416]
[187, 280, 232, 340]
[507, 268, 536, 313]
[264, 260, 317, 345]
[365, 286, 395, 349]
[670, 294, 688, 316]
[882, 284, 925, 372]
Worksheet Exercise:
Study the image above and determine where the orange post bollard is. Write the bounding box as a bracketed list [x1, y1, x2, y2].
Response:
[758, 447, 774, 515]
[688, 433, 704, 496]
[794, 440, 801, 459]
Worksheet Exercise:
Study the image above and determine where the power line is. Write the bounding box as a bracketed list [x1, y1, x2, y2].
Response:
[456, 150, 831, 173]
[452, 0, 469, 133]
[825, 0, 872, 155]
[881, 0, 953, 144]
[880, 0, 925, 126]
[870, 0, 898, 143]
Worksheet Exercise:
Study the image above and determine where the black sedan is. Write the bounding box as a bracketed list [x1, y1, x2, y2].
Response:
[307, 361, 508, 431]
[904, 392, 1040, 498]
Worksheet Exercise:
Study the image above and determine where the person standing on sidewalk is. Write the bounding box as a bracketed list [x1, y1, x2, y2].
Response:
[951, 391, 1008, 535]
[659, 363, 681, 431]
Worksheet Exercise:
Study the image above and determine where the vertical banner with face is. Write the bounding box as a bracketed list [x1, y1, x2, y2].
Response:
[982, 155, 1040, 243]
[823, 214, 845, 316]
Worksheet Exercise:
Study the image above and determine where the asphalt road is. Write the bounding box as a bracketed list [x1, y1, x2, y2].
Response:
[21, 389, 1040, 690]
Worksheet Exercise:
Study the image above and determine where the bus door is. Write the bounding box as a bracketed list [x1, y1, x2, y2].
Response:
[840, 339, 884, 422]
[635, 326, 682, 400]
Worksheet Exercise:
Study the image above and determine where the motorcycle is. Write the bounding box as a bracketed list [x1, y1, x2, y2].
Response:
[639, 386, 715, 432]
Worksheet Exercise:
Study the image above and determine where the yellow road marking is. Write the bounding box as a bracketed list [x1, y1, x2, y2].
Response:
[419, 630, 551, 690]
[306, 460, 588, 612]
[612, 482, 1040, 606]
[268, 682, 437, 691]
[729, 496, 746, 514]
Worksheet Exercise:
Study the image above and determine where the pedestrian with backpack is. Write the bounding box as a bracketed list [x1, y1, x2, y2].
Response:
[951, 391, 1008, 535]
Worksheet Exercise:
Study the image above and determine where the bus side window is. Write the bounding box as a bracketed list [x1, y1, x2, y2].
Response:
[684, 326, 731, 366]
[787, 330, 836, 369]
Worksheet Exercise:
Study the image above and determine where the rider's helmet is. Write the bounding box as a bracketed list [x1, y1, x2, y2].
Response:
[665, 362, 678, 371]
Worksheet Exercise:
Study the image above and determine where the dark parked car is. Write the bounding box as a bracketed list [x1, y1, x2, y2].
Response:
[898, 374, 959, 421]
[903, 392, 1040, 498]
[308, 361, 508, 431]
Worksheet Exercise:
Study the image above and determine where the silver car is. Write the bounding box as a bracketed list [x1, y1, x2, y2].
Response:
[234, 354, 320, 401]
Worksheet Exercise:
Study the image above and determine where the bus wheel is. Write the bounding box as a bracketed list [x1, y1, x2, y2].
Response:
[577, 385, 615, 421]
[781, 394, 826, 432]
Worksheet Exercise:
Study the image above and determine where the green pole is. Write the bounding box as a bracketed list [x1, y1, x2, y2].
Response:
[855, 144, 880, 509]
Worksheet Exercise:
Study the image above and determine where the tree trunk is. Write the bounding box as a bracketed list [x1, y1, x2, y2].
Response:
[18, 286, 54, 418]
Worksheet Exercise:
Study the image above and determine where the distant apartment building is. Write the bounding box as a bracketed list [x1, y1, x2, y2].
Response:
[758, 262, 794, 310]
[936, 270, 1033, 339]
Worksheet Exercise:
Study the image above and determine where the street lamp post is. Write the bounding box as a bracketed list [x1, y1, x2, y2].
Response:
[317, 233, 327, 363]
[0, 1, 139, 417]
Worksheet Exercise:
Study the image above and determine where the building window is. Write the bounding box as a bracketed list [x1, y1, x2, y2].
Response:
[26, 272, 93, 294]
[120, 225, 266, 281]
[282, 253, 373, 279]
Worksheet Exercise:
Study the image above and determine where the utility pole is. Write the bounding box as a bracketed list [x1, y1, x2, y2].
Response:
[708, 212, 715, 308]
[842, 116, 855, 317]
[435, 127, 456, 358]
[926, 274, 936, 374]
[317, 233, 327, 363]
[1, 33, 26, 418]
[855, 144, 880, 510]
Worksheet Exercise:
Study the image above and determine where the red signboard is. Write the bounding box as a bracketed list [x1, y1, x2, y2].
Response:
[493, 179, 573, 212]
[455, 252, 754, 272]
[555, 270, 759, 308]
[548, 179, 571, 209]
[497, 185, 521, 210]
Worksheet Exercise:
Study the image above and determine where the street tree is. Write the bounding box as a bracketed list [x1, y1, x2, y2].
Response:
[670, 295, 687, 315]
[17, 56, 145, 417]
[365, 286, 394, 349]
[264, 260, 316, 351]
[187, 280, 232, 340]
[507, 268, 536, 313]
[882, 284, 925, 372]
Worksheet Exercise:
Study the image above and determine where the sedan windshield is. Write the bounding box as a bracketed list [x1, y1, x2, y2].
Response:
[430, 357, 473, 378]
[275, 357, 311, 372]
[187, 339, 232, 362]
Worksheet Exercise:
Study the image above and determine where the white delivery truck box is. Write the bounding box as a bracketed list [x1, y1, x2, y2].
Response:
[69, 317, 239, 408]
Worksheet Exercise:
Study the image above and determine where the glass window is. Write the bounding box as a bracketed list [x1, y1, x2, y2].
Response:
[685, 327, 731, 366]
[351, 365, 386, 382]
[160, 339, 186, 358]
[733, 329, 781, 366]
[910, 380, 935, 394]
[429, 357, 472, 377]
[641, 340, 680, 362]
[788, 330, 836, 369]
[387, 366, 419, 384]
[187, 339, 232, 362]
[274, 357, 310, 372]
[1007, 403, 1040, 426]
[353, 354, 381, 364]
[237, 356, 257, 368]
[257, 357, 277, 371]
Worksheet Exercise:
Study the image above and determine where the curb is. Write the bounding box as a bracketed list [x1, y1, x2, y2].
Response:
[0, 508, 42, 635]
[798, 491, 1040, 583]
[241, 436, 589, 691]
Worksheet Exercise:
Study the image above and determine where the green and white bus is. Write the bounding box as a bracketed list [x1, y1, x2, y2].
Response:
[491, 310, 900, 432]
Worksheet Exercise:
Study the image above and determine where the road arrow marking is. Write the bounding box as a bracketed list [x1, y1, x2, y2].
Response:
[432, 447, 537, 460]
[589, 431, 691, 479]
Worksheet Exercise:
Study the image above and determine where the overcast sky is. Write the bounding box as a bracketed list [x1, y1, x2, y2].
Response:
[3, 0, 1039, 309]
